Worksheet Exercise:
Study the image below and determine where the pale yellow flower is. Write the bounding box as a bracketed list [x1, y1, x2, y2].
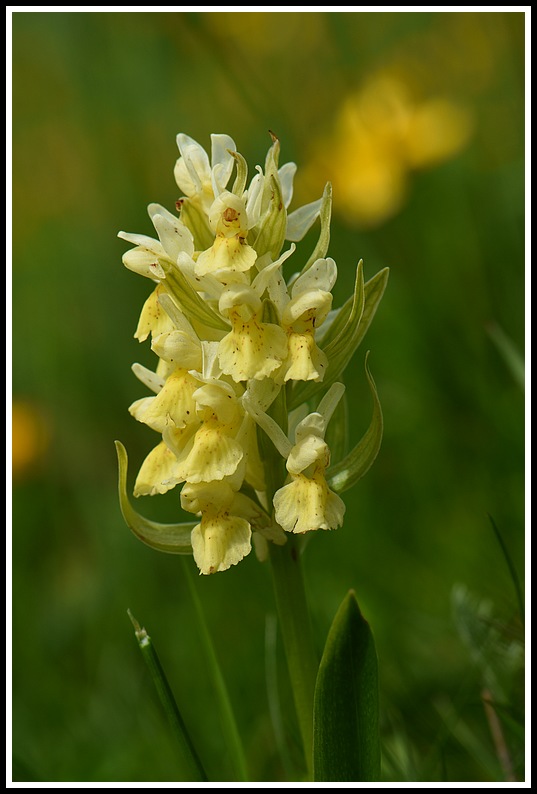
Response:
[133, 428, 195, 497]
[129, 368, 200, 433]
[118, 132, 388, 575]
[174, 133, 237, 214]
[274, 402, 345, 534]
[134, 284, 175, 343]
[181, 480, 252, 575]
[274, 468, 345, 534]
[277, 258, 337, 382]
[118, 204, 195, 278]
[165, 381, 245, 484]
[195, 192, 257, 278]
[217, 283, 288, 382]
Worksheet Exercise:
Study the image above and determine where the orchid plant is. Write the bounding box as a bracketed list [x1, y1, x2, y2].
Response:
[116, 132, 389, 782]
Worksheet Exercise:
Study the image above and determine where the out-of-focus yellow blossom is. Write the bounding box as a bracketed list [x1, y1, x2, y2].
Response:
[204, 12, 325, 59]
[12, 400, 51, 479]
[300, 75, 473, 227]
[118, 133, 387, 574]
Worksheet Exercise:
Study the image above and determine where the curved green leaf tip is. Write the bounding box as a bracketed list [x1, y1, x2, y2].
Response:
[313, 590, 380, 782]
[114, 440, 195, 555]
[327, 352, 383, 494]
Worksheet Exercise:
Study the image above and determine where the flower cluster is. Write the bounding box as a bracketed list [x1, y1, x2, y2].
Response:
[118, 133, 387, 574]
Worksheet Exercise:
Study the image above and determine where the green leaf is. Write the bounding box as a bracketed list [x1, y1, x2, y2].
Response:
[320, 264, 363, 347]
[300, 182, 332, 273]
[324, 263, 388, 365]
[115, 440, 195, 554]
[313, 591, 380, 782]
[355, 266, 390, 344]
[327, 354, 383, 494]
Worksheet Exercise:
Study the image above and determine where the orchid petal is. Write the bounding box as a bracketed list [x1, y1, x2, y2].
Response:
[286, 198, 322, 242]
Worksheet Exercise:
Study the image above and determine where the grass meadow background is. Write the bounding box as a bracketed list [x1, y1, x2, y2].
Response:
[11, 10, 525, 783]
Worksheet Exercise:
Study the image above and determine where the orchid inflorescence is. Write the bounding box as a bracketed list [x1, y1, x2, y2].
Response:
[116, 132, 388, 575]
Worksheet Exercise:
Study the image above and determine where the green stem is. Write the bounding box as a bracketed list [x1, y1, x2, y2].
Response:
[182, 560, 249, 782]
[269, 537, 318, 780]
[127, 610, 207, 781]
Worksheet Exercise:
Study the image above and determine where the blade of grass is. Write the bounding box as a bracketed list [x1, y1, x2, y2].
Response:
[181, 560, 249, 782]
[265, 613, 295, 779]
[434, 696, 500, 778]
[127, 610, 207, 781]
[487, 514, 525, 624]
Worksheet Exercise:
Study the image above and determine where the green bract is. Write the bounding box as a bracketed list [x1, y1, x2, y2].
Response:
[115, 441, 195, 554]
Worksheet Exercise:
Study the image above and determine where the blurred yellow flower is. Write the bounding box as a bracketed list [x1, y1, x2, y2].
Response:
[12, 400, 50, 478]
[301, 75, 473, 227]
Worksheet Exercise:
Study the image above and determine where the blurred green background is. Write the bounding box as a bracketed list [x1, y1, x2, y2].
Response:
[12, 11, 525, 783]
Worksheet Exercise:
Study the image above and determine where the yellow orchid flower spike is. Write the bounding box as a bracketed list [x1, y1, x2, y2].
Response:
[118, 131, 387, 575]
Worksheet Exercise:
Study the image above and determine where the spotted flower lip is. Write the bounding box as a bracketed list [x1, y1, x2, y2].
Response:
[195, 192, 257, 278]
[273, 470, 345, 534]
[217, 283, 288, 382]
[117, 131, 387, 573]
[181, 480, 252, 575]
[129, 368, 200, 432]
[256, 382, 347, 534]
